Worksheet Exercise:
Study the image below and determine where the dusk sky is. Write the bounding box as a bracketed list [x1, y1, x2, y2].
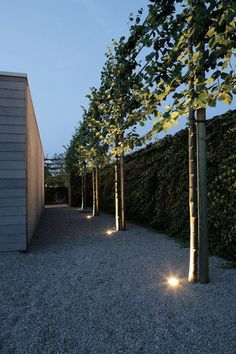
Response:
[1, 0, 235, 156]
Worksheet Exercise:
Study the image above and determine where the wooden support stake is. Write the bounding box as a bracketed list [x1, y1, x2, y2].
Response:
[95, 166, 100, 216]
[197, 108, 209, 283]
[92, 168, 96, 216]
[120, 149, 125, 230]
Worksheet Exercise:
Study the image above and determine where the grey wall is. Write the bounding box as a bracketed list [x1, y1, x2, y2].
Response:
[0, 73, 44, 251]
[0, 75, 27, 251]
[26, 85, 44, 242]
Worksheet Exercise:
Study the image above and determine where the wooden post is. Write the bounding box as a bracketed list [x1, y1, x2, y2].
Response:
[92, 168, 96, 216]
[120, 148, 125, 230]
[81, 174, 84, 210]
[95, 166, 100, 216]
[196, 2, 209, 283]
[68, 173, 72, 206]
[196, 108, 209, 283]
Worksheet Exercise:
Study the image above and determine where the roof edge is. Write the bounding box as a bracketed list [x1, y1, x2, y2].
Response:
[0, 71, 27, 78]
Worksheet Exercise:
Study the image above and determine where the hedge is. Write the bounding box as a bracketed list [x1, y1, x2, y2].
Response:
[71, 110, 236, 260]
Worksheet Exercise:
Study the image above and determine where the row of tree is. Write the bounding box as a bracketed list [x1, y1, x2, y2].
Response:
[65, 0, 235, 283]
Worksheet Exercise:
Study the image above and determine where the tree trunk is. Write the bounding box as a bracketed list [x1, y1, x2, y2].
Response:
[81, 174, 84, 210]
[188, 109, 198, 282]
[197, 108, 209, 283]
[92, 168, 96, 216]
[114, 154, 120, 231]
[83, 170, 87, 210]
[188, 24, 198, 283]
[68, 173, 72, 206]
[120, 149, 125, 230]
[95, 166, 100, 216]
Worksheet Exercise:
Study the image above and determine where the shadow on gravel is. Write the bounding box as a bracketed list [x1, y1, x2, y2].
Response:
[28, 205, 84, 253]
[28, 205, 115, 254]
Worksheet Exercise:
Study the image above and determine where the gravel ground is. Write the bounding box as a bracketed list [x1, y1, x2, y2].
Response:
[0, 205, 235, 354]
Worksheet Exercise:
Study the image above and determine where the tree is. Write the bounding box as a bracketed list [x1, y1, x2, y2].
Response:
[66, 102, 109, 214]
[89, 37, 144, 230]
[67, 0, 235, 283]
[134, 0, 235, 282]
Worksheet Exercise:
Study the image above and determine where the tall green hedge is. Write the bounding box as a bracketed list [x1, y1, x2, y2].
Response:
[99, 110, 236, 260]
[70, 110, 235, 259]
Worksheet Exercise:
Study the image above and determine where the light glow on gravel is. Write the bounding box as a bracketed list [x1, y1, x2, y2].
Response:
[106, 230, 113, 235]
[86, 215, 92, 219]
[167, 277, 180, 287]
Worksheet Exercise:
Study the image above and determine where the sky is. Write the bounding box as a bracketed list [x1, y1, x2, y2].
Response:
[1, 0, 235, 156]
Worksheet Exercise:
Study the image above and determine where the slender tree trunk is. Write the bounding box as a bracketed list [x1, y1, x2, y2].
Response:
[197, 108, 209, 283]
[81, 174, 84, 210]
[83, 169, 87, 210]
[92, 168, 96, 216]
[188, 24, 198, 283]
[95, 166, 100, 216]
[120, 148, 125, 230]
[188, 109, 198, 282]
[114, 154, 120, 231]
[68, 173, 72, 206]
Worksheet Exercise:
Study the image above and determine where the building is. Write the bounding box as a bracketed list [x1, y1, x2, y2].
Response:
[0, 72, 44, 251]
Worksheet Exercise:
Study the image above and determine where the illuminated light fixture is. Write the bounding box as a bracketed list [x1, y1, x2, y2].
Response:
[106, 230, 113, 235]
[86, 215, 92, 219]
[167, 277, 179, 287]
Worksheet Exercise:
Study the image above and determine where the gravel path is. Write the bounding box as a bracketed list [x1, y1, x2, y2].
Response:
[0, 206, 235, 354]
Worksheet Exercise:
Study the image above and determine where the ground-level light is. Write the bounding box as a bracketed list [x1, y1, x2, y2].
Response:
[167, 277, 180, 287]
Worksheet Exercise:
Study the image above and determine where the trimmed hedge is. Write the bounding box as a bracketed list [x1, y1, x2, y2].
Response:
[99, 110, 236, 260]
[70, 110, 235, 260]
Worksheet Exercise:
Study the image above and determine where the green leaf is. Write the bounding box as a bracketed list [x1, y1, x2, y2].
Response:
[206, 27, 215, 38]
[192, 51, 200, 61]
[164, 104, 171, 110]
[163, 121, 172, 130]
[205, 77, 214, 84]
[218, 92, 233, 104]
[170, 111, 179, 119]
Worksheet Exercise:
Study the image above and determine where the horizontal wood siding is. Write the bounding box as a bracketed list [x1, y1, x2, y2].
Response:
[0, 134, 25, 143]
[0, 161, 25, 169]
[0, 152, 25, 160]
[0, 170, 25, 179]
[0, 178, 25, 188]
[0, 143, 25, 152]
[0, 234, 26, 252]
[0, 188, 25, 197]
[0, 206, 26, 216]
[0, 198, 26, 207]
[0, 116, 25, 125]
[0, 125, 25, 134]
[0, 75, 27, 251]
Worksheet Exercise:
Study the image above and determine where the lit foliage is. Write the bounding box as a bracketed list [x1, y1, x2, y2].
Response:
[67, 0, 235, 167]
[129, 0, 236, 136]
[88, 36, 145, 154]
[65, 105, 109, 175]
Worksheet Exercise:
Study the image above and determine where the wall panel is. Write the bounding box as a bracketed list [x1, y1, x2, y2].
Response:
[0, 73, 44, 251]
